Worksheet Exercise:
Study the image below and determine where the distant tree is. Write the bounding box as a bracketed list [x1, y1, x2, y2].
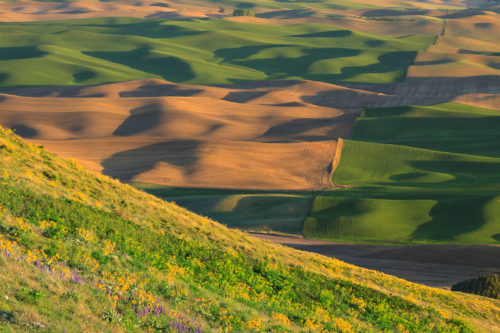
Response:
[233, 8, 255, 17]
[451, 274, 500, 300]
[219, 6, 225, 14]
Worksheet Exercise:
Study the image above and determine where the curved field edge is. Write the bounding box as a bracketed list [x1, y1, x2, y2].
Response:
[307, 140, 500, 244]
[0, 128, 499, 331]
[0, 17, 434, 87]
[302, 102, 500, 244]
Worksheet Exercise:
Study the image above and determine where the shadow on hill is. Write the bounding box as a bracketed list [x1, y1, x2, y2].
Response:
[413, 59, 455, 66]
[411, 196, 494, 241]
[364, 40, 386, 47]
[101, 140, 201, 183]
[309, 51, 416, 83]
[373, 158, 500, 190]
[85, 48, 195, 82]
[145, 11, 200, 20]
[73, 70, 97, 83]
[214, 45, 293, 62]
[361, 9, 428, 17]
[268, 102, 306, 107]
[113, 103, 163, 136]
[438, 9, 485, 19]
[10, 124, 39, 138]
[236, 2, 256, 8]
[302, 75, 500, 108]
[258, 117, 355, 141]
[232, 47, 361, 81]
[0, 46, 47, 61]
[119, 83, 203, 97]
[354, 115, 500, 157]
[218, 80, 303, 89]
[289, 30, 352, 38]
[75, 21, 203, 39]
[222, 91, 268, 103]
[0, 85, 106, 98]
[475, 22, 492, 28]
[226, 49, 415, 84]
[150, 2, 170, 8]
[458, 49, 500, 56]
[256, 9, 315, 19]
[408, 159, 500, 187]
[208, 195, 310, 233]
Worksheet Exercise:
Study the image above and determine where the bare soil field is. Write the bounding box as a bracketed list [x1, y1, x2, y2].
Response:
[252, 233, 500, 288]
[0, 0, 469, 23]
[0, 79, 353, 190]
[408, 10, 500, 78]
[0, 76, 497, 189]
[0, 0, 219, 22]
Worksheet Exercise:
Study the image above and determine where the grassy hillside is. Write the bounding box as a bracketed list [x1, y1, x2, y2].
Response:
[138, 103, 500, 245]
[0, 17, 434, 87]
[0, 0, 468, 11]
[303, 103, 500, 244]
[1, 126, 500, 331]
[353, 103, 500, 157]
[134, 184, 314, 234]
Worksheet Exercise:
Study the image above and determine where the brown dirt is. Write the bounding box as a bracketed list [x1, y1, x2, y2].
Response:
[0, 79, 356, 190]
[1, 76, 497, 190]
[0, 0, 219, 22]
[252, 233, 500, 288]
[408, 10, 500, 79]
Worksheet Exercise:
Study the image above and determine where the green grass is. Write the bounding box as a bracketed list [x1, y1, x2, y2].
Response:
[138, 103, 500, 244]
[134, 184, 313, 234]
[302, 102, 500, 244]
[0, 17, 434, 87]
[304, 196, 437, 242]
[354, 103, 500, 157]
[2, 127, 499, 331]
[0, 0, 463, 11]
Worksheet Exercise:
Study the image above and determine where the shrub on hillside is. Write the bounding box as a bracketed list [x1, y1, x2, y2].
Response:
[233, 8, 255, 17]
[451, 274, 500, 299]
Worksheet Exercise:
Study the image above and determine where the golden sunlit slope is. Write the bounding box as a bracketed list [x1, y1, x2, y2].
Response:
[408, 9, 500, 78]
[0, 0, 217, 22]
[1, 77, 498, 190]
[1, 77, 499, 189]
[0, 79, 356, 190]
[0, 126, 499, 332]
[0, 0, 468, 23]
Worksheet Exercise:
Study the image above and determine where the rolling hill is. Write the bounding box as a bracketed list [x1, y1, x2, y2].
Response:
[0, 0, 499, 331]
[0, 16, 434, 87]
[0, 124, 500, 331]
[303, 103, 500, 244]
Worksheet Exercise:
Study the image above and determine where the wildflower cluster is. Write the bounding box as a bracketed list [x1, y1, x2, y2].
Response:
[8, 217, 31, 237]
[169, 312, 202, 333]
[96, 270, 170, 322]
[77, 227, 97, 243]
[0, 233, 84, 284]
[0, 144, 479, 333]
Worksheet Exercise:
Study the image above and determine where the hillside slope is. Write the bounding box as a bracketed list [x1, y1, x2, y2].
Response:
[1, 127, 500, 331]
[303, 103, 500, 244]
[0, 17, 434, 87]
